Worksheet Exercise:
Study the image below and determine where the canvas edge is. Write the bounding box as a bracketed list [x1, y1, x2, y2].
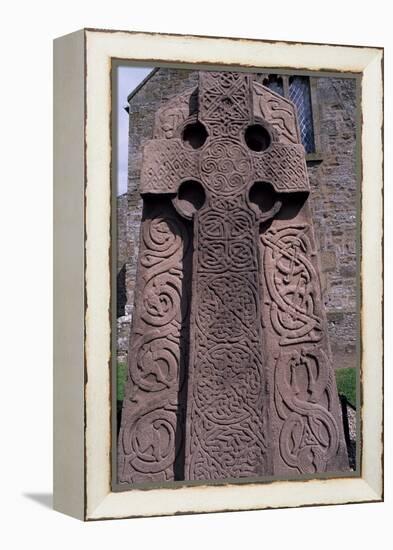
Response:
[81, 29, 383, 521]
[53, 29, 86, 520]
[359, 48, 384, 500]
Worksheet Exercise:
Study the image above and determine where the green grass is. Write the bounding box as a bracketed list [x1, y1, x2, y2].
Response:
[335, 367, 357, 407]
[117, 362, 127, 402]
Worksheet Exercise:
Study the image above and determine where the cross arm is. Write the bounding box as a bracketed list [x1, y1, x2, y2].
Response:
[140, 140, 199, 195]
[252, 144, 310, 193]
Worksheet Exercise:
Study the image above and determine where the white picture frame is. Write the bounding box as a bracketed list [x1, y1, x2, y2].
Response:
[53, 28, 383, 521]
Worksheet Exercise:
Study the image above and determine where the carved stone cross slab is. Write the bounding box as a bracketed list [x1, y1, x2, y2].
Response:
[118, 71, 349, 484]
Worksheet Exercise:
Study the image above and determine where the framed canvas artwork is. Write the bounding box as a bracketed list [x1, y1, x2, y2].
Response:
[53, 29, 383, 520]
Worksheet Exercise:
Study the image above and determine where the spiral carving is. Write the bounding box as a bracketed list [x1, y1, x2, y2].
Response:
[120, 70, 348, 484]
[118, 206, 191, 483]
[199, 139, 252, 196]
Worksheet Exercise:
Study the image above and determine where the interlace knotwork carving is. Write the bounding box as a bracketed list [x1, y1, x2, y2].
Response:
[261, 224, 348, 474]
[262, 225, 322, 345]
[251, 145, 308, 192]
[184, 73, 272, 479]
[140, 141, 198, 194]
[119, 70, 349, 484]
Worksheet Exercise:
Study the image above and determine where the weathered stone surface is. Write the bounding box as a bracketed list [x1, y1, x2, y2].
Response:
[117, 71, 349, 483]
[117, 199, 192, 483]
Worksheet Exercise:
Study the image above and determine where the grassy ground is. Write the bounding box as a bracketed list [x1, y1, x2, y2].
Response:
[335, 367, 357, 407]
[117, 362, 127, 402]
[117, 362, 357, 408]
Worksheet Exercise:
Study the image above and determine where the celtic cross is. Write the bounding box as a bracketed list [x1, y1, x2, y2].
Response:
[118, 71, 349, 484]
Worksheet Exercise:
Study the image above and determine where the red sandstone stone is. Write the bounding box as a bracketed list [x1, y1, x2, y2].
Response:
[117, 71, 349, 484]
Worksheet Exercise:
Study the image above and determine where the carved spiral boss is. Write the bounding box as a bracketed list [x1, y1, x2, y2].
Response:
[118, 71, 349, 484]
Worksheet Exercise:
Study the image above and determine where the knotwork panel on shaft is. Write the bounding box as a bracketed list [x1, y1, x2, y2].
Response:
[118, 70, 349, 485]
